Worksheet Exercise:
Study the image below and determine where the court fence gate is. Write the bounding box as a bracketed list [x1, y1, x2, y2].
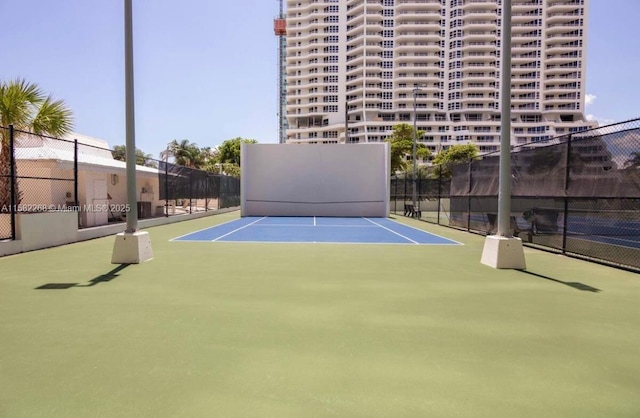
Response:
[0, 125, 240, 241]
[391, 118, 640, 272]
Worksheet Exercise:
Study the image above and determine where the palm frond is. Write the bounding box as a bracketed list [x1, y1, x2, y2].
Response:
[31, 96, 74, 137]
[0, 78, 46, 129]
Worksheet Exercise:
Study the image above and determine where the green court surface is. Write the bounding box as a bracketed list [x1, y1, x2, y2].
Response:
[1, 211, 639, 418]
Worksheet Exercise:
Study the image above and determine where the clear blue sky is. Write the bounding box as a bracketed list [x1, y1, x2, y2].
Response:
[1, 0, 638, 159]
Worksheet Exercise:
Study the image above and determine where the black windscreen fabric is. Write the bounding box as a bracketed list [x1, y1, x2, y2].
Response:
[159, 162, 233, 200]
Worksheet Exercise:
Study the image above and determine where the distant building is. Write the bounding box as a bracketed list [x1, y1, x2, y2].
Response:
[284, 0, 596, 155]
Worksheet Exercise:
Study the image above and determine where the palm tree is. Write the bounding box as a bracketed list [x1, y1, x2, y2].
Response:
[161, 139, 202, 168]
[0, 79, 73, 207]
[113, 144, 157, 168]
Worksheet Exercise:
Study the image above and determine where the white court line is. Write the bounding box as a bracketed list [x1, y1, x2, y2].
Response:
[169, 217, 244, 241]
[363, 217, 419, 244]
[569, 234, 640, 248]
[172, 239, 459, 246]
[250, 224, 376, 228]
[211, 216, 267, 242]
[387, 217, 464, 245]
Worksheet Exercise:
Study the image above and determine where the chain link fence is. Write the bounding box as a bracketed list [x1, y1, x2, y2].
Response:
[0, 126, 240, 240]
[392, 118, 640, 272]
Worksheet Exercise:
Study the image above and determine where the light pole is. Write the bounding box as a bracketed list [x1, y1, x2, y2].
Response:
[412, 85, 423, 210]
[480, 0, 526, 269]
[111, 0, 153, 263]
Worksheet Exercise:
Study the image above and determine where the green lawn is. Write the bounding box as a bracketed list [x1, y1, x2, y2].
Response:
[1, 211, 639, 417]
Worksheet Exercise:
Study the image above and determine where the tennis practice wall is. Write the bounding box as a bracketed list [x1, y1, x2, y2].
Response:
[241, 143, 390, 217]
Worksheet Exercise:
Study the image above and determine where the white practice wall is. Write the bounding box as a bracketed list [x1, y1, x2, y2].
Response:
[241, 143, 390, 217]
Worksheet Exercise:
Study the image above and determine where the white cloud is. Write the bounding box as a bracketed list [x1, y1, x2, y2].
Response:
[586, 114, 616, 126]
[585, 93, 597, 106]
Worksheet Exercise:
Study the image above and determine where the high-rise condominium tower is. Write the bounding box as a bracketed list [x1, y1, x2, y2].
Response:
[284, 0, 594, 154]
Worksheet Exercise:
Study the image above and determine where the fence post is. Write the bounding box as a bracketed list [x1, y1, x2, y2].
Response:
[562, 134, 572, 254]
[417, 173, 422, 212]
[467, 160, 472, 232]
[205, 174, 209, 212]
[437, 165, 442, 225]
[189, 172, 193, 214]
[9, 125, 16, 240]
[164, 162, 169, 217]
[403, 171, 407, 212]
[73, 140, 79, 207]
[74, 139, 79, 227]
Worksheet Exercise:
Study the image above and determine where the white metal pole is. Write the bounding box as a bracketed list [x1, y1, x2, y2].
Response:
[497, 0, 512, 237]
[124, 0, 138, 233]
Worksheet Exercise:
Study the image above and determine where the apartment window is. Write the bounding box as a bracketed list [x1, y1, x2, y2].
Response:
[382, 61, 393, 69]
[382, 9, 394, 17]
[382, 82, 393, 89]
[382, 71, 393, 79]
[382, 41, 394, 48]
[326, 16, 339, 23]
[382, 92, 393, 100]
[382, 0, 394, 6]
[382, 51, 394, 59]
[325, 5, 338, 12]
[383, 20, 394, 28]
[527, 126, 547, 133]
[325, 36, 339, 43]
[382, 30, 394, 38]
[521, 115, 542, 123]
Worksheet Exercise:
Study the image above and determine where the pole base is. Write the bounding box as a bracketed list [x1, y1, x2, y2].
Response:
[111, 231, 153, 264]
[481, 235, 526, 269]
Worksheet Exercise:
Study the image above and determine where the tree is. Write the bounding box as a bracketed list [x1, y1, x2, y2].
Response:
[161, 139, 203, 168]
[386, 123, 431, 174]
[0, 79, 73, 207]
[112, 145, 157, 168]
[624, 151, 640, 169]
[217, 137, 258, 166]
[431, 143, 479, 178]
[112, 145, 127, 162]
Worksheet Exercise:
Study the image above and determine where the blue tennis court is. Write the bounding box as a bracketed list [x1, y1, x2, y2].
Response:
[172, 216, 462, 245]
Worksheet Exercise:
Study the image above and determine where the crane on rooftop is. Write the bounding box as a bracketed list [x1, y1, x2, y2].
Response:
[274, 0, 287, 144]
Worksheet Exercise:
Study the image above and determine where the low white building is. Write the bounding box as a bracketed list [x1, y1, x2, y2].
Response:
[15, 132, 164, 227]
